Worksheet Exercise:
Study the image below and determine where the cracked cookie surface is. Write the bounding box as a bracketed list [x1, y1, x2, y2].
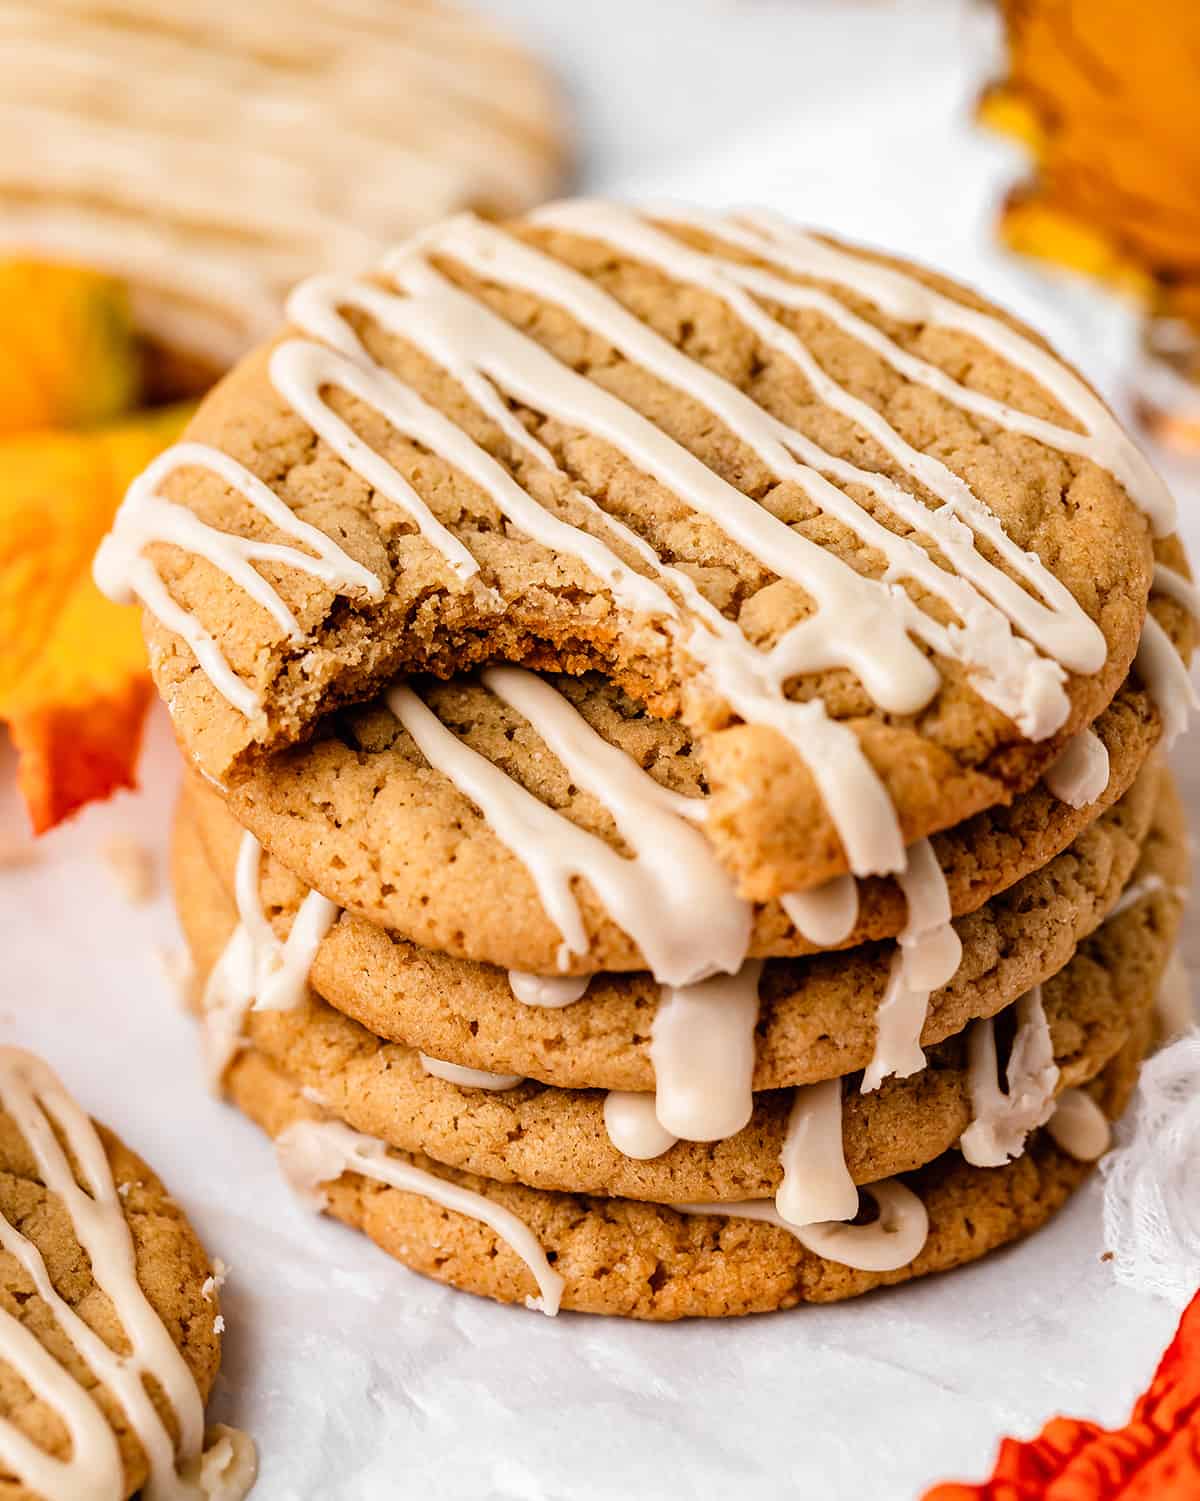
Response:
[111, 207, 1173, 894]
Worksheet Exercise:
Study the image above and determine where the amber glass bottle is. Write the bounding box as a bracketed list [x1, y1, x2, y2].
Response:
[981, 0, 1200, 448]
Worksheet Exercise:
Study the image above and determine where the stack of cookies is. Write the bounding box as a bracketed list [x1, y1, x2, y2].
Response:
[98, 202, 1196, 1319]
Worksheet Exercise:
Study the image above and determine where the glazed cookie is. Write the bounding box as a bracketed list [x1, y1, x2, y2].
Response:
[0, 1048, 253, 1499]
[223, 1032, 1147, 1320]
[176, 793, 1167, 1204]
[215, 597, 1184, 974]
[0, 0, 568, 377]
[178, 762, 1176, 1093]
[98, 204, 1185, 901]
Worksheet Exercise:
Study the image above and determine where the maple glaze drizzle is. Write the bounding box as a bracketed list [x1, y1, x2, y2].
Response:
[99, 206, 1179, 882]
[94, 208, 1191, 1250]
[0, 1049, 255, 1499]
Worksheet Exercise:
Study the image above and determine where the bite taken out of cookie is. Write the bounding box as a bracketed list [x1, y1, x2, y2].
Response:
[95, 202, 1194, 908]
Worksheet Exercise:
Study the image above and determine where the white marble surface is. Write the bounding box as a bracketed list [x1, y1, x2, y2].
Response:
[3, 2, 1199, 1497]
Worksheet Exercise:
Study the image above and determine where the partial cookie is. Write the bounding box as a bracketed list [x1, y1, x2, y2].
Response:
[0, 1049, 241, 1500]
[176, 790, 1169, 1203]
[223, 1034, 1146, 1320]
[99, 204, 1177, 897]
[178, 762, 1176, 1091]
[0, 0, 569, 377]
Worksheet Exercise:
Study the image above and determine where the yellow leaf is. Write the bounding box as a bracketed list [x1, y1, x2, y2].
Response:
[0, 405, 193, 831]
[0, 260, 142, 436]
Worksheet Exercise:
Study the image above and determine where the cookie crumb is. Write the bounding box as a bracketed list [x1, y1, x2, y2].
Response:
[100, 836, 156, 905]
[1101, 1250, 1115, 1262]
[201, 1258, 230, 1303]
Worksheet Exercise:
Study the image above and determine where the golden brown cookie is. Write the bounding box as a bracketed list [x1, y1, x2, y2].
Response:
[222, 1031, 1147, 1320]
[0, 1050, 237, 1499]
[216, 645, 1172, 975]
[176, 761, 1179, 1091]
[0, 0, 569, 376]
[98, 204, 1182, 898]
[176, 784, 1170, 1203]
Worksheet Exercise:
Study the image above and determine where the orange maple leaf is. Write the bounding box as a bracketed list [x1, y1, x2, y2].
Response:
[0, 406, 193, 832]
[925, 1289, 1200, 1500]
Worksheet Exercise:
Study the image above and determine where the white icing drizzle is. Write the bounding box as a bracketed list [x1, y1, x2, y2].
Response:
[290, 209, 1170, 893]
[959, 987, 1060, 1167]
[1135, 613, 1197, 751]
[183, 1427, 258, 1501]
[107, 205, 1173, 884]
[1047, 1089, 1112, 1162]
[387, 672, 750, 982]
[384, 215, 1105, 855]
[201, 831, 337, 1082]
[602, 1093, 680, 1161]
[276, 1117, 565, 1316]
[268, 340, 483, 584]
[781, 874, 859, 947]
[534, 201, 1103, 689]
[1155, 949, 1195, 1041]
[713, 206, 1176, 536]
[861, 839, 962, 1093]
[1106, 873, 1166, 922]
[1044, 727, 1110, 809]
[0, 1307, 122, 1499]
[233, 833, 338, 1014]
[649, 963, 762, 1142]
[94, 442, 383, 718]
[418, 1055, 523, 1091]
[677, 1179, 929, 1273]
[346, 247, 941, 710]
[775, 1079, 859, 1227]
[279, 286, 674, 622]
[675, 609, 908, 876]
[200, 929, 257, 1091]
[294, 255, 910, 875]
[507, 971, 590, 1007]
[0, 1049, 255, 1499]
[1153, 561, 1200, 620]
[293, 211, 1133, 875]
[418, 220, 1068, 721]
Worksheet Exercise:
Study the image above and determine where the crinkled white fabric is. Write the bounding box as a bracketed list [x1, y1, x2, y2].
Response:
[1101, 1035, 1200, 1307]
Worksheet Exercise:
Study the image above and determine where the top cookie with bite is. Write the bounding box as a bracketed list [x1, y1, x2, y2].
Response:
[97, 202, 1170, 894]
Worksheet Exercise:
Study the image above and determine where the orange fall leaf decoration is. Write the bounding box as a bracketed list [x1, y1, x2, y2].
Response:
[0, 405, 193, 832]
[0, 260, 141, 437]
[925, 1290, 1200, 1500]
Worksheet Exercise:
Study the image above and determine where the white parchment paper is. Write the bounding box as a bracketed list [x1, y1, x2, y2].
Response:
[3, 2, 1198, 1495]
